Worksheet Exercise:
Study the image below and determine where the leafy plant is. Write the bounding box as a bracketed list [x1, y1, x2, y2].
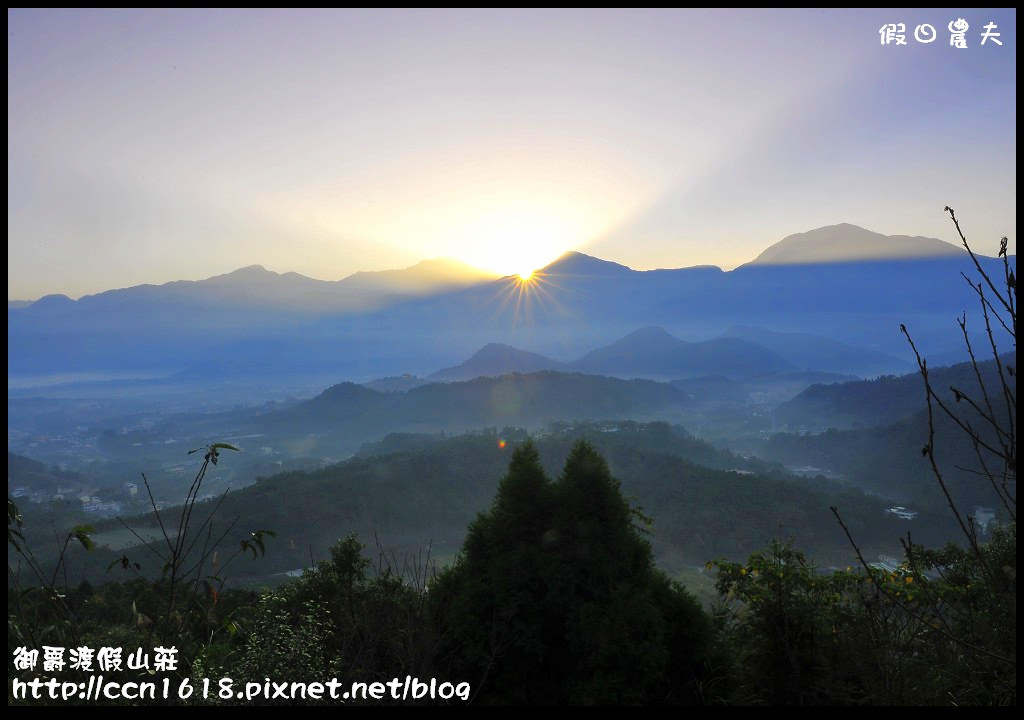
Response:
[831, 208, 1016, 704]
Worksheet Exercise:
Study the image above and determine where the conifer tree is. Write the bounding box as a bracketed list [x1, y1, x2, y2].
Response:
[432, 439, 710, 704]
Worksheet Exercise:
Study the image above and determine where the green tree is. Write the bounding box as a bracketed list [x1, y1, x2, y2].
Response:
[197, 533, 440, 704]
[431, 439, 711, 704]
[829, 208, 1016, 705]
[710, 539, 925, 705]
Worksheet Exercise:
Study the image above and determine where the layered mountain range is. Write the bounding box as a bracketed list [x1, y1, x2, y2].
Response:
[423, 325, 909, 384]
[9, 224, 1011, 381]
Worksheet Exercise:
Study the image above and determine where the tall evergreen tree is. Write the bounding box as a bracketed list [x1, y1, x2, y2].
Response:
[431, 440, 561, 702]
[432, 439, 710, 704]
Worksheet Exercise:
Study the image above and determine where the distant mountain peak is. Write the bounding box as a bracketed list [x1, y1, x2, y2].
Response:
[621, 326, 680, 342]
[596, 326, 687, 353]
[224, 264, 272, 276]
[720, 324, 912, 376]
[197, 264, 311, 286]
[475, 342, 520, 355]
[25, 293, 75, 309]
[313, 381, 382, 402]
[338, 257, 496, 298]
[571, 325, 793, 379]
[747, 224, 965, 265]
[411, 257, 492, 274]
[541, 251, 633, 276]
[347, 256, 491, 279]
[428, 342, 562, 381]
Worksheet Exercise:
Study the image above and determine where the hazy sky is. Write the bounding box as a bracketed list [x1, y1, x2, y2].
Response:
[8, 8, 1017, 299]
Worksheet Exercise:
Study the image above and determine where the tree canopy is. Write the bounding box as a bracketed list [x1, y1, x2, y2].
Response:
[430, 439, 711, 704]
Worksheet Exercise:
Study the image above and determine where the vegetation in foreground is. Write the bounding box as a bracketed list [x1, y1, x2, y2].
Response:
[7, 436, 1015, 705]
[8, 211, 1015, 705]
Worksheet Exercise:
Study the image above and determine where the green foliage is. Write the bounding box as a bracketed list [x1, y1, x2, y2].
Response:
[195, 534, 439, 704]
[222, 593, 334, 686]
[239, 529, 277, 560]
[712, 540, 883, 704]
[712, 522, 1016, 705]
[898, 521, 1017, 704]
[71, 524, 97, 552]
[188, 442, 240, 466]
[8, 441, 275, 697]
[431, 439, 712, 704]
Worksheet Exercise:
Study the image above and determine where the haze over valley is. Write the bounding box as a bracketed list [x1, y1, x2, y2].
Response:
[9, 223, 1015, 578]
[8, 9, 1015, 706]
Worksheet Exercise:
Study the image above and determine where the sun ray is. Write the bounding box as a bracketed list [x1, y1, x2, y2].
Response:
[480, 269, 580, 337]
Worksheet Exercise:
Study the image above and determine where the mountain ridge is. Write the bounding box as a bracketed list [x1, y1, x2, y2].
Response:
[428, 342, 564, 381]
[10, 224, 997, 306]
[570, 326, 795, 380]
[10, 224, 1012, 380]
[745, 223, 966, 266]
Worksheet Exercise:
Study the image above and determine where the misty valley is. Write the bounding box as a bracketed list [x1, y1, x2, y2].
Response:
[8, 222, 1016, 705]
[9, 7, 1017, 706]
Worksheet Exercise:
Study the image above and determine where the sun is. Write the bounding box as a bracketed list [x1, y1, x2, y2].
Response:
[451, 206, 577, 279]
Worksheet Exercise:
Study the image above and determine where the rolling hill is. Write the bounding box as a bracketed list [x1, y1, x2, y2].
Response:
[428, 343, 564, 381]
[720, 325, 911, 377]
[773, 355, 1015, 431]
[62, 423, 919, 584]
[569, 326, 794, 379]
